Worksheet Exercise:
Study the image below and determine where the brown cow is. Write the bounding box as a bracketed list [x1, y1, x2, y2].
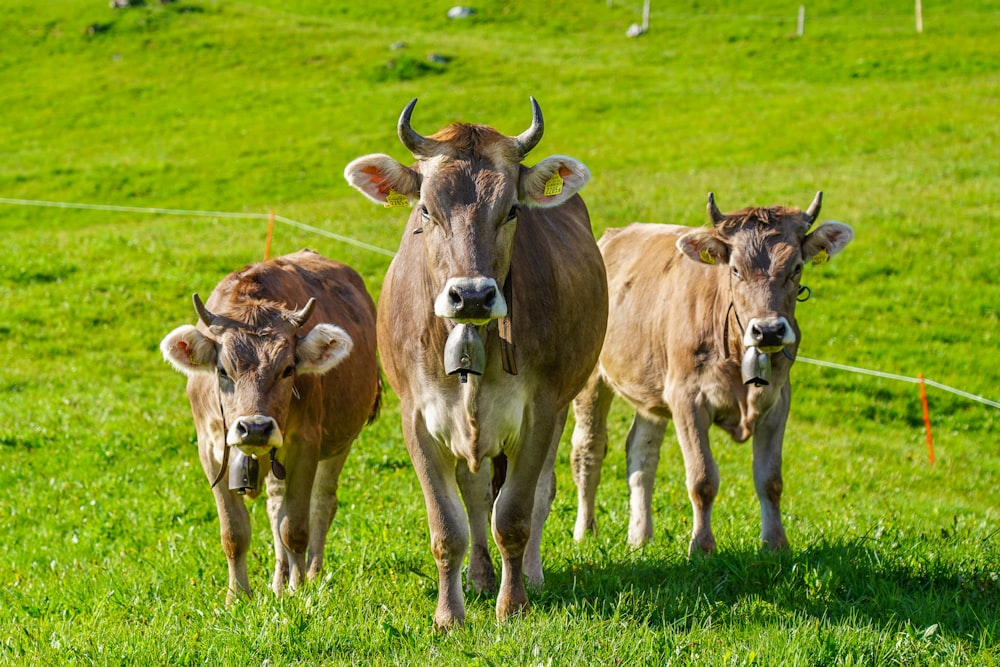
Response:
[571, 193, 853, 554]
[160, 249, 380, 603]
[345, 99, 608, 626]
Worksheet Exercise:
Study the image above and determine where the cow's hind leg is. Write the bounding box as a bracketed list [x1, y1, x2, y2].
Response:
[625, 412, 667, 547]
[570, 369, 615, 540]
[457, 458, 496, 596]
[307, 449, 350, 580]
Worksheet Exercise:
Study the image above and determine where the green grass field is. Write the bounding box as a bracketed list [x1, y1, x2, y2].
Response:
[1, 0, 998, 664]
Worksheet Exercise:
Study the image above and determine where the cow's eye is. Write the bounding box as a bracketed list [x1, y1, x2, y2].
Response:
[731, 266, 741, 281]
[419, 205, 431, 223]
[791, 263, 803, 279]
[504, 206, 519, 223]
[282, 365, 295, 378]
[217, 366, 233, 388]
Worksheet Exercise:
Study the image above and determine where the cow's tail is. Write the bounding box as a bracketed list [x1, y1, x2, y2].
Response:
[366, 372, 383, 425]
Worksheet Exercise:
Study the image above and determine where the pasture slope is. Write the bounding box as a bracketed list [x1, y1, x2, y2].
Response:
[1, 0, 997, 664]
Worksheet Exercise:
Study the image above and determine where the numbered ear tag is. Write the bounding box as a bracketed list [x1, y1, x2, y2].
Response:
[543, 172, 564, 197]
[699, 248, 716, 265]
[811, 248, 829, 265]
[384, 189, 409, 208]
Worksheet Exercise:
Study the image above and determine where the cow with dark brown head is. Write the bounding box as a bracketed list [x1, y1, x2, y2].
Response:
[160, 250, 380, 603]
[571, 193, 853, 555]
[345, 99, 608, 627]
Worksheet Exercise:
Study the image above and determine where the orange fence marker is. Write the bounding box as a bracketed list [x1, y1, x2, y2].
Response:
[264, 210, 275, 260]
[919, 373, 935, 466]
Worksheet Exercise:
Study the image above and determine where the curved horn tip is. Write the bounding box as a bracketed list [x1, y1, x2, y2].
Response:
[514, 97, 545, 157]
[192, 293, 215, 326]
[707, 192, 725, 224]
[805, 191, 823, 220]
[289, 297, 317, 328]
[397, 98, 431, 157]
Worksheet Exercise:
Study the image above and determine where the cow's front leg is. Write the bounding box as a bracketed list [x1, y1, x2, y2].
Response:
[211, 485, 253, 604]
[456, 458, 496, 596]
[570, 370, 615, 540]
[672, 407, 719, 556]
[201, 439, 253, 603]
[307, 450, 350, 580]
[625, 412, 667, 547]
[493, 412, 554, 621]
[266, 452, 318, 594]
[523, 407, 566, 588]
[407, 414, 469, 628]
[752, 386, 791, 550]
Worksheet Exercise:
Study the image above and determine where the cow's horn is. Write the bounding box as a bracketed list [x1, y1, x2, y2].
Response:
[192, 293, 216, 327]
[707, 193, 725, 226]
[805, 191, 823, 224]
[513, 97, 544, 158]
[287, 298, 316, 328]
[398, 98, 436, 159]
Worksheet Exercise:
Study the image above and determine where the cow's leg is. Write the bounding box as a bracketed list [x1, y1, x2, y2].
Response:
[523, 406, 565, 589]
[570, 370, 615, 540]
[625, 412, 668, 547]
[456, 458, 496, 596]
[307, 448, 350, 580]
[200, 439, 253, 603]
[752, 386, 791, 550]
[672, 407, 719, 556]
[493, 410, 555, 621]
[266, 451, 319, 594]
[210, 486, 253, 604]
[406, 413, 469, 628]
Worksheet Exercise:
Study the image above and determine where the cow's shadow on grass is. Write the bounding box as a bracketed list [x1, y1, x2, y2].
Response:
[531, 536, 999, 637]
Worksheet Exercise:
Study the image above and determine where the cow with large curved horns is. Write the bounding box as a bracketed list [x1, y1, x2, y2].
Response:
[571, 193, 853, 555]
[345, 98, 608, 627]
[160, 250, 381, 603]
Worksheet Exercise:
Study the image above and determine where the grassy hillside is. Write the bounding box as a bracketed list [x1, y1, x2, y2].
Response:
[1, 0, 998, 664]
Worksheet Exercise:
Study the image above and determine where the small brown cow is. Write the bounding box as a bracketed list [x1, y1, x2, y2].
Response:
[571, 193, 853, 554]
[160, 249, 380, 602]
[345, 98, 608, 627]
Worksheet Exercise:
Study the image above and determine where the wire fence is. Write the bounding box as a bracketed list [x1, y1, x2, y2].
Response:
[2, 195, 997, 415]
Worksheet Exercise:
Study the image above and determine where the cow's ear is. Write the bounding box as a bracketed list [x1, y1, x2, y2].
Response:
[520, 156, 591, 208]
[344, 154, 420, 206]
[677, 229, 730, 266]
[803, 221, 854, 265]
[160, 325, 216, 376]
[296, 324, 354, 375]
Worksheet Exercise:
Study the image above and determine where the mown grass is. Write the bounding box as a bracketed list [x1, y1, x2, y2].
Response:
[1, 0, 998, 664]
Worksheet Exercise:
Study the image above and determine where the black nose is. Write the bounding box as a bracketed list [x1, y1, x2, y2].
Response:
[750, 322, 786, 348]
[235, 419, 274, 445]
[448, 284, 497, 318]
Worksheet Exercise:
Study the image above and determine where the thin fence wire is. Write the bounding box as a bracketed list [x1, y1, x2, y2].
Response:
[2, 195, 997, 411]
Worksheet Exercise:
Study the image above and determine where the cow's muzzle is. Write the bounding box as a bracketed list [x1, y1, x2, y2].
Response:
[227, 415, 284, 454]
[434, 277, 507, 324]
[743, 316, 795, 353]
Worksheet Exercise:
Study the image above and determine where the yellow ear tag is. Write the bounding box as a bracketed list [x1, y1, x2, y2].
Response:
[384, 189, 409, 208]
[699, 248, 716, 265]
[543, 172, 564, 197]
[811, 248, 829, 266]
